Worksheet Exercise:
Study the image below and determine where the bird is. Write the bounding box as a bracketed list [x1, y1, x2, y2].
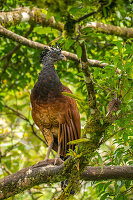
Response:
[30, 45, 81, 163]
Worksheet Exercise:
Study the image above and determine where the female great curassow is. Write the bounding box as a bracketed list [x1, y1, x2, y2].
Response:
[30, 46, 81, 162]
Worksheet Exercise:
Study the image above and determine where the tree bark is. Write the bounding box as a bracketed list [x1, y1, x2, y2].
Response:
[86, 22, 133, 38]
[0, 7, 132, 38]
[0, 7, 63, 30]
[0, 25, 108, 68]
[0, 159, 133, 199]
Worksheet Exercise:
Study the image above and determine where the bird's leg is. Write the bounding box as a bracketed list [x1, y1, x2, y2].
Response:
[54, 142, 62, 165]
[57, 142, 61, 158]
[45, 143, 53, 161]
[42, 128, 54, 161]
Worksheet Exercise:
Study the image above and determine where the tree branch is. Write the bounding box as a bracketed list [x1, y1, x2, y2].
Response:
[0, 25, 108, 68]
[0, 25, 44, 50]
[3, 105, 55, 157]
[0, 24, 34, 62]
[86, 22, 133, 38]
[0, 7, 63, 31]
[80, 42, 97, 111]
[76, 11, 97, 23]
[82, 165, 133, 180]
[0, 160, 132, 199]
[4, 105, 47, 146]
[0, 7, 132, 38]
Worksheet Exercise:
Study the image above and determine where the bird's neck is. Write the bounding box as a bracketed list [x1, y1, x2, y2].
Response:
[43, 58, 55, 66]
[32, 63, 63, 99]
[39, 64, 61, 87]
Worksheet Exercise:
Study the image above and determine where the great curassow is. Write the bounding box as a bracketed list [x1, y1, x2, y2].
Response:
[30, 45, 81, 192]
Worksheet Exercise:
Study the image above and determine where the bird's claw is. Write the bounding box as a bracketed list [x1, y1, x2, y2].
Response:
[54, 157, 64, 165]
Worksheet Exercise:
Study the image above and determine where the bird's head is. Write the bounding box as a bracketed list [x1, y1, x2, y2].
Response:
[40, 45, 66, 65]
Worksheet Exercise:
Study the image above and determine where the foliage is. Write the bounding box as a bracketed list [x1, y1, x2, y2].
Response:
[0, 0, 133, 199]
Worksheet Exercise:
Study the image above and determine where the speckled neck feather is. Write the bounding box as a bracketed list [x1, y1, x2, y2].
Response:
[32, 62, 63, 100]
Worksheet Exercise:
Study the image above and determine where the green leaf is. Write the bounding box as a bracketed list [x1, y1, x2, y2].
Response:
[123, 132, 128, 142]
[64, 37, 74, 49]
[124, 62, 132, 70]
[112, 41, 123, 51]
[62, 92, 85, 102]
[125, 180, 131, 189]
[76, 45, 82, 59]
[100, 118, 104, 125]
[62, 91, 87, 112]
[0, 101, 3, 111]
[96, 152, 103, 172]
[68, 138, 90, 145]
[104, 181, 112, 190]
[100, 193, 110, 200]
[124, 43, 132, 54]
[33, 27, 46, 34]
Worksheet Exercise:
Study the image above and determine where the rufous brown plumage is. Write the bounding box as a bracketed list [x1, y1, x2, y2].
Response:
[30, 46, 81, 160]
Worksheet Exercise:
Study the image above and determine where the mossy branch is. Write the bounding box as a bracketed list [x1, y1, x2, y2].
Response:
[80, 41, 97, 111]
[0, 159, 133, 200]
[0, 25, 108, 68]
[86, 22, 133, 38]
[0, 7, 132, 38]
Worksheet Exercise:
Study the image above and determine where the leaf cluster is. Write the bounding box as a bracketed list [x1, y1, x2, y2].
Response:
[0, 0, 132, 199]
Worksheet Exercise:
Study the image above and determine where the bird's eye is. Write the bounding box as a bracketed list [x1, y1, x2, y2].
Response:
[53, 53, 57, 57]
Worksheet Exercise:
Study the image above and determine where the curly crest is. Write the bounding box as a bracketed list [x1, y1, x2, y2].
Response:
[40, 43, 63, 64]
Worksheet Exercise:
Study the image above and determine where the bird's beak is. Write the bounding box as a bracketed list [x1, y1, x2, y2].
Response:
[61, 54, 67, 61]
[62, 56, 67, 61]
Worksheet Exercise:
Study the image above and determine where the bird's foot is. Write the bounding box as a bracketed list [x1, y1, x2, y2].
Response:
[33, 158, 63, 169]
[44, 158, 50, 162]
[54, 157, 64, 165]
[36, 159, 51, 165]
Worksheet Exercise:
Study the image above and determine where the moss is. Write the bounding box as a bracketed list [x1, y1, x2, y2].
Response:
[53, 109, 113, 199]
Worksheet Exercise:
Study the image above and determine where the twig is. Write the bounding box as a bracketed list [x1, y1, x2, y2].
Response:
[80, 41, 97, 111]
[47, 36, 62, 45]
[0, 25, 44, 50]
[0, 59, 10, 82]
[121, 186, 133, 195]
[1, 143, 19, 158]
[50, 189, 59, 200]
[1, 164, 12, 175]
[0, 25, 108, 68]
[28, 189, 36, 200]
[30, 123, 47, 146]
[93, 81, 111, 93]
[0, 25, 34, 62]
[0, 132, 9, 139]
[99, 128, 125, 145]
[3, 105, 55, 157]
[76, 11, 97, 23]
[4, 105, 30, 122]
[0, 25, 34, 83]
[121, 86, 132, 101]
[4, 105, 47, 146]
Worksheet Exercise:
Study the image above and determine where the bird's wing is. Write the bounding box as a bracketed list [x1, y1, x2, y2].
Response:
[57, 86, 81, 157]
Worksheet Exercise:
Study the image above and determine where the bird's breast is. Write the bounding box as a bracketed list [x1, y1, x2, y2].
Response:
[31, 101, 60, 128]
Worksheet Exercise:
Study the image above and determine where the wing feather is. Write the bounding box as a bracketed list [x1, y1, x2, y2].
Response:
[62, 124, 65, 156]
[66, 124, 71, 152]
[68, 121, 74, 151]
[70, 119, 77, 140]
[64, 124, 68, 155]
[57, 86, 81, 158]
